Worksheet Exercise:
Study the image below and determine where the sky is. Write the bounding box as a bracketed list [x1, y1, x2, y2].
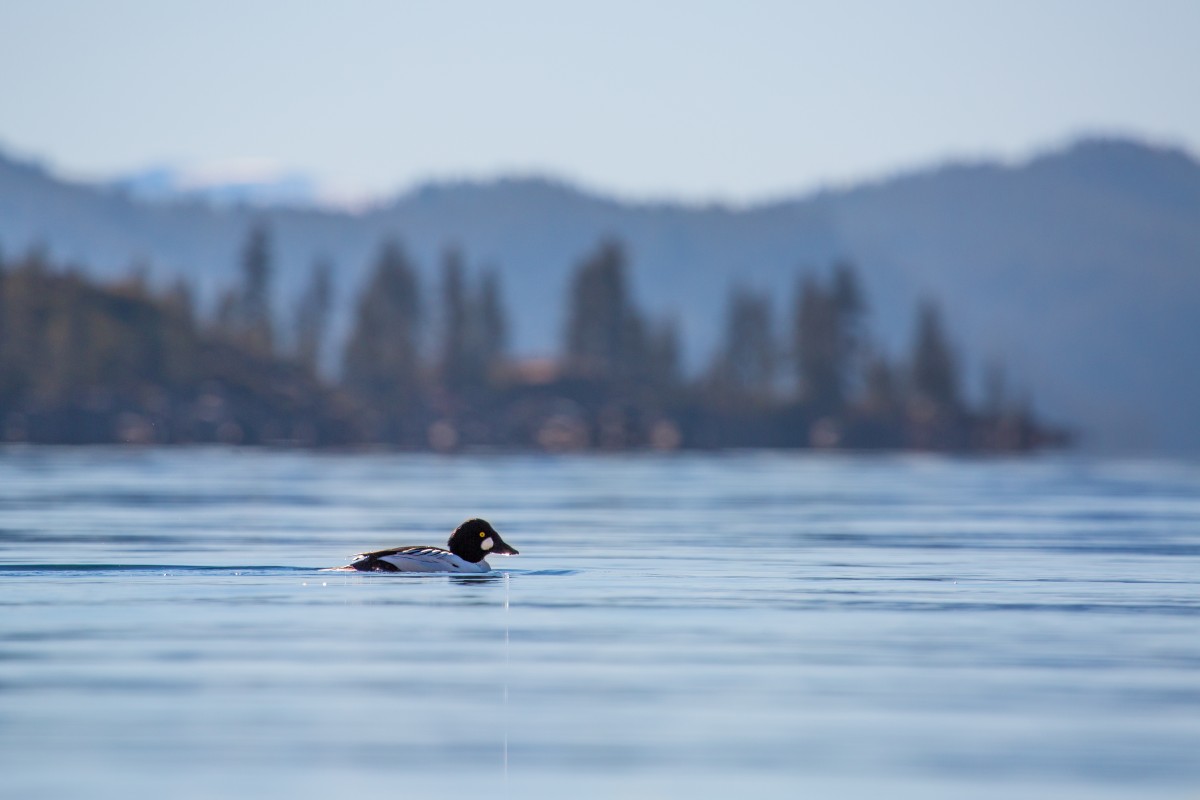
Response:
[2, 0, 1199, 204]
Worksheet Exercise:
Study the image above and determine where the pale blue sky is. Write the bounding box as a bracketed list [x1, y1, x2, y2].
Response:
[2, 0, 1198, 203]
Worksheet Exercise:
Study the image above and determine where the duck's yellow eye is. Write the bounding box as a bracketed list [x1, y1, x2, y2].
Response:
[480, 531, 486, 538]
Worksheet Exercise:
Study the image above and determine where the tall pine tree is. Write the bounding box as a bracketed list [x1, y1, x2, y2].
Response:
[792, 262, 866, 415]
[564, 239, 646, 381]
[343, 240, 423, 412]
[476, 267, 508, 375]
[237, 222, 274, 355]
[711, 286, 775, 399]
[436, 253, 510, 398]
[794, 275, 840, 413]
[910, 299, 960, 410]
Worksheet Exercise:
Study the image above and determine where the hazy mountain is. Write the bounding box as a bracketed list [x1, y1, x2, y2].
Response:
[1, 138, 1197, 453]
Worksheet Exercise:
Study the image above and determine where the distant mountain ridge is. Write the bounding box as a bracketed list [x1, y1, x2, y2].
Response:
[1, 137, 1197, 452]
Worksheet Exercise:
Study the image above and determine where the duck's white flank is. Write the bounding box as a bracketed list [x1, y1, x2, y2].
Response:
[359, 546, 491, 574]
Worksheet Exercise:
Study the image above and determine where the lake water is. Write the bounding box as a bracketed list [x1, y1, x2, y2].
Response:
[1, 448, 1198, 799]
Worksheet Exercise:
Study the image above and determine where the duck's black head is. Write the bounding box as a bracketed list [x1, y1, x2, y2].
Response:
[447, 518, 519, 563]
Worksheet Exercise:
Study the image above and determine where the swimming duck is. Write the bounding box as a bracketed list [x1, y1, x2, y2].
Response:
[340, 518, 518, 573]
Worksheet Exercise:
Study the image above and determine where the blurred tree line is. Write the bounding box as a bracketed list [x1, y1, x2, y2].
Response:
[0, 226, 1067, 451]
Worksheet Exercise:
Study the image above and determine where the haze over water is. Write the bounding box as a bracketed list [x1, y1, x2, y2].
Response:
[1, 448, 1198, 798]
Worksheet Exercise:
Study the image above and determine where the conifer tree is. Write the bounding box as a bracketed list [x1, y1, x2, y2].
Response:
[436, 252, 512, 398]
[476, 267, 508, 375]
[237, 223, 274, 355]
[793, 262, 867, 415]
[564, 238, 645, 380]
[343, 239, 423, 409]
[711, 286, 775, 398]
[910, 299, 960, 410]
[862, 351, 900, 415]
[794, 275, 840, 413]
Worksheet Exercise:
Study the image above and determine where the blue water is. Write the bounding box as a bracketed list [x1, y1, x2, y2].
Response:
[1, 449, 1198, 799]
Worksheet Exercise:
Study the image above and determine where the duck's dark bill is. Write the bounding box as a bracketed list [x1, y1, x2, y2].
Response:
[491, 541, 519, 556]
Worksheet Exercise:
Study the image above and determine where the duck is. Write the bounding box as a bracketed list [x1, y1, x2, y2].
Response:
[339, 518, 518, 573]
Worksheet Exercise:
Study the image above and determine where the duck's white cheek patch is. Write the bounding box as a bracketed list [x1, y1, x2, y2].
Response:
[481, 537, 494, 551]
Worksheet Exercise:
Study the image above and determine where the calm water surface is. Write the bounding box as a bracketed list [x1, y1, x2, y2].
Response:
[1, 448, 1198, 799]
